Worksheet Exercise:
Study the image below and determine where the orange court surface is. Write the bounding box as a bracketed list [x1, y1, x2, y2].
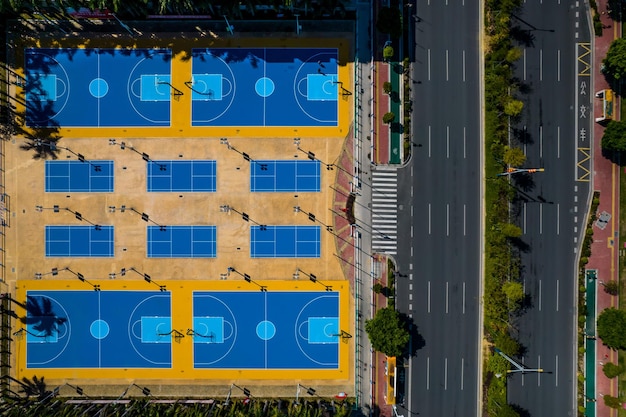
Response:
[2, 33, 357, 397]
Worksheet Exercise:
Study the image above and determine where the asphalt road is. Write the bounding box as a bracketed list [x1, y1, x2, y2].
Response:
[394, 0, 482, 415]
[505, 1, 591, 416]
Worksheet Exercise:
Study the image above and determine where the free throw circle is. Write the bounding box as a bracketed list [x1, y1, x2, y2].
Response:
[90, 319, 110, 339]
[255, 77, 275, 98]
[256, 320, 276, 340]
[89, 78, 109, 98]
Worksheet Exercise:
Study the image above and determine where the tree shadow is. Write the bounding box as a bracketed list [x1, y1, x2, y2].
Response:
[18, 375, 51, 401]
[19, 296, 67, 338]
[511, 126, 533, 145]
[512, 172, 535, 192]
[601, 147, 622, 165]
[509, 237, 531, 253]
[510, 26, 535, 47]
[398, 313, 426, 357]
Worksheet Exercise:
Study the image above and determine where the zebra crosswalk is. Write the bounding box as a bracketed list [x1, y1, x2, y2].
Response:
[370, 170, 398, 255]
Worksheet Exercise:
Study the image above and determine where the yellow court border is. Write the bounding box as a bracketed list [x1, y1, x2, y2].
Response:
[14, 279, 352, 381]
[11, 37, 353, 139]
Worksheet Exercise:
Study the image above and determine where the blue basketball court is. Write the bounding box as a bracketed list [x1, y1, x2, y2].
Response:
[190, 48, 338, 127]
[24, 291, 172, 368]
[250, 225, 320, 258]
[147, 160, 217, 192]
[251, 160, 320, 192]
[147, 226, 216, 258]
[192, 291, 339, 369]
[45, 160, 114, 192]
[45, 225, 114, 257]
[24, 48, 172, 127]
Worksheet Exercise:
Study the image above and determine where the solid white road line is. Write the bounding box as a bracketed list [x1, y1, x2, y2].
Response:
[463, 127, 466, 158]
[461, 358, 465, 390]
[556, 279, 559, 312]
[428, 125, 432, 158]
[557, 49, 561, 82]
[446, 281, 449, 314]
[444, 358, 448, 390]
[462, 282, 466, 314]
[428, 49, 431, 81]
[537, 355, 541, 386]
[426, 357, 430, 390]
[557, 203, 560, 235]
[428, 203, 432, 235]
[555, 355, 559, 387]
[428, 281, 431, 313]
[446, 50, 449, 81]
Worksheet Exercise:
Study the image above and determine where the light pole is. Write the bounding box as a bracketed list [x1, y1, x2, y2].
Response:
[294, 268, 332, 291]
[497, 167, 545, 176]
[111, 13, 134, 35]
[220, 205, 267, 229]
[227, 267, 267, 291]
[35, 205, 103, 229]
[494, 348, 544, 376]
[34, 267, 100, 291]
[109, 139, 167, 171]
[120, 268, 167, 292]
[294, 14, 301, 35]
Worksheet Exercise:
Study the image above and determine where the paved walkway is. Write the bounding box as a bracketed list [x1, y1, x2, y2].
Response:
[586, 2, 621, 415]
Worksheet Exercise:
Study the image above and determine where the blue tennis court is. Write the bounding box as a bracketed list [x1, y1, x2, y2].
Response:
[45, 160, 114, 192]
[24, 291, 172, 368]
[45, 225, 114, 257]
[250, 225, 320, 258]
[147, 226, 216, 258]
[251, 160, 320, 192]
[190, 48, 338, 126]
[147, 160, 216, 192]
[192, 291, 339, 369]
[24, 48, 172, 127]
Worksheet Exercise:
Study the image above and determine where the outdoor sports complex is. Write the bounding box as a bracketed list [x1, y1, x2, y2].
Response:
[2, 31, 359, 397]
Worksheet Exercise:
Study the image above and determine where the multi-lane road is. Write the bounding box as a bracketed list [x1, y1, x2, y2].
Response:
[395, 0, 483, 415]
[507, 1, 591, 416]
[389, 0, 591, 416]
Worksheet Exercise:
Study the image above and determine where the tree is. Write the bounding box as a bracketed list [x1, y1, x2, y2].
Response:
[495, 331, 521, 356]
[503, 99, 524, 117]
[383, 46, 394, 62]
[603, 38, 626, 82]
[602, 362, 624, 378]
[597, 308, 626, 350]
[499, 222, 522, 239]
[502, 281, 524, 307]
[365, 307, 410, 357]
[604, 280, 619, 296]
[383, 112, 396, 124]
[383, 81, 392, 94]
[601, 120, 626, 153]
[604, 395, 622, 409]
[503, 146, 526, 167]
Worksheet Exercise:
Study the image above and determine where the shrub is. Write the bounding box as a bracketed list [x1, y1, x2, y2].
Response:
[604, 280, 619, 296]
[603, 362, 624, 378]
[604, 395, 622, 409]
[383, 112, 396, 124]
[373, 282, 383, 294]
[383, 81, 392, 94]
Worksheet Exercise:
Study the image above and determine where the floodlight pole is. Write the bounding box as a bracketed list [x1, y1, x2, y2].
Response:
[220, 205, 267, 229]
[121, 267, 166, 292]
[295, 14, 301, 35]
[35, 205, 102, 229]
[108, 139, 167, 171]
[497, 167, 545, 177]
[227, 267, 266, 291]
[111, 13, 134, 35]
[494, 348, 544, 375]
[65, 268, 101, 291]
[295, 268, 332, 291]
